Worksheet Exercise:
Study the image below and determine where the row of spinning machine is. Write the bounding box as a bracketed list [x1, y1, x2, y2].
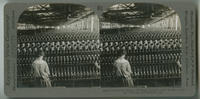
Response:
[17, 29, 182, 87]
[100, 28, 182, 87]
[17, 3, 182, 87]
[17, 31, 101, 87]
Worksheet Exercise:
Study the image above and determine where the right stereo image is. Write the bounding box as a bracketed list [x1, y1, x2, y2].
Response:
[100, 3, 182, 88]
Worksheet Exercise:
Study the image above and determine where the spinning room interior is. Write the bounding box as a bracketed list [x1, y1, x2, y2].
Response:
[16, 3, 182, 88]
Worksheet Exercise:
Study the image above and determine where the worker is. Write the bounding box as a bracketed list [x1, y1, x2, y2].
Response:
[113, 49, 134, 87]
[32, 50, 52, 87]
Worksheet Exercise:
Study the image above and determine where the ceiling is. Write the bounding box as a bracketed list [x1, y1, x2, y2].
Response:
[101, 3, 175, 25]
[18, 3, 175, 26]
[18, 4, 93, 26]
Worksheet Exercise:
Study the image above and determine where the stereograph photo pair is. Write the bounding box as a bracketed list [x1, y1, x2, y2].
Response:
[3, 0, 198, 97]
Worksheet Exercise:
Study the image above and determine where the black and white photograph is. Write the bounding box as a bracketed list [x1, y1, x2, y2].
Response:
[17, 3, 182, 88]
[3, 0, 198, 97]
[100, 3, 182, 88]
[17, 4, 101, 88]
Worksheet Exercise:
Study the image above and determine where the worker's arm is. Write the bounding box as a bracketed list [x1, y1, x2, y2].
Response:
[44, 62, 50, 76]
[126, 61, 133, 74]
[121, 65, 130, 77]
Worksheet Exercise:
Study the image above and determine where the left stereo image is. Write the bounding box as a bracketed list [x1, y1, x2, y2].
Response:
[17, 3, 101, 88]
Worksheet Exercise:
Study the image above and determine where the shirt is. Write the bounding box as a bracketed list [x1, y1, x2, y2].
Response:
[114, 58, 133, 78]
[32, 59, 50, 80]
